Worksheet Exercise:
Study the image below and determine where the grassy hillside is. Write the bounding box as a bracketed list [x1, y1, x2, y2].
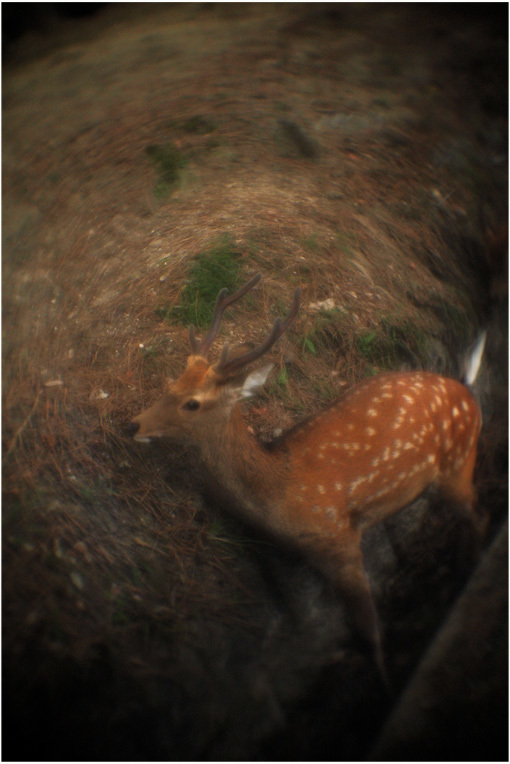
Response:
[3, 4, 507, 760]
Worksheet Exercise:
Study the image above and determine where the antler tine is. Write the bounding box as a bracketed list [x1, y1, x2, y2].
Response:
[189, 273, 262, 356]
[216, 287, 301, 376]
[188, 324, 199, 353]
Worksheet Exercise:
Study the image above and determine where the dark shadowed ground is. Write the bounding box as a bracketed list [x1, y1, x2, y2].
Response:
[3, 3, 508, 761]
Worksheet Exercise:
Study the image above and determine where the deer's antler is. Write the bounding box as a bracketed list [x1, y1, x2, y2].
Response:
[188, 273, 262, 356]
[215, 286, 301, 376]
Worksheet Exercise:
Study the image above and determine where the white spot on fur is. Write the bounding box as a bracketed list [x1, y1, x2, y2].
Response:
[325, 506, 336, 521]
[349, 476, 367, 495]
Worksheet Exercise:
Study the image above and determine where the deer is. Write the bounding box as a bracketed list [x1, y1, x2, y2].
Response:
[129, 273, 487, 683]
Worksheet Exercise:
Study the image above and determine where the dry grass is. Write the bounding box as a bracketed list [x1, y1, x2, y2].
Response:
[3, 4, 507, 760]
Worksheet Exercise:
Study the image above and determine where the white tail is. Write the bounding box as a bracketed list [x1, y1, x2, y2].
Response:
[131, 275, 486, 682]
[462, 331, 487, 387]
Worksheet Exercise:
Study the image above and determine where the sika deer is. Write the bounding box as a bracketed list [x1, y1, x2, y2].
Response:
[130, 274, 486, 681]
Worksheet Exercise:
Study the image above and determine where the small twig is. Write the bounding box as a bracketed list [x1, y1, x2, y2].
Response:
[4, 389, 42, 459]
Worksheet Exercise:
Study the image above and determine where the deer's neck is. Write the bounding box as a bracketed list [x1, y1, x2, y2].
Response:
[199, 406, 287, 527]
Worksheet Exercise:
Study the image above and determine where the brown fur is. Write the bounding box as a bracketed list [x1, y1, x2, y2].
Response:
[132, 355, 484, 686]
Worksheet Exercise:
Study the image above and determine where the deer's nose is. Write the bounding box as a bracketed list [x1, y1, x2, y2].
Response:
[125, 420, 140, 437]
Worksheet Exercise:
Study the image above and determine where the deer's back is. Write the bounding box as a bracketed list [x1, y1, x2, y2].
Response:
[276, 372, 481, 534]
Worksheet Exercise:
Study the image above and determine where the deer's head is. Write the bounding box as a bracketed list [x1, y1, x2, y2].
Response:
[130, 274, 300, 444]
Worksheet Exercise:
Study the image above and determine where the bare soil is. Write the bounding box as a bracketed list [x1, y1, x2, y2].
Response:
[3, 4, 508, 761]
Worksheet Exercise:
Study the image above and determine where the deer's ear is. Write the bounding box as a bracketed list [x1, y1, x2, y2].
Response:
[240, 363, 274, 398]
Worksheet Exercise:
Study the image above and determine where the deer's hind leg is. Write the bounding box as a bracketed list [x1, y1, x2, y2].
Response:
[436, 441, 487, 576]
[438, 439, 487, 537]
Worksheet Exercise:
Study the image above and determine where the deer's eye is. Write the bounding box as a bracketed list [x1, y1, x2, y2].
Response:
[182, 399, 200, 412]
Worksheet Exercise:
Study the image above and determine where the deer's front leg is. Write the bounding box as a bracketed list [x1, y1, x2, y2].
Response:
[301, 531, 388, 685]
